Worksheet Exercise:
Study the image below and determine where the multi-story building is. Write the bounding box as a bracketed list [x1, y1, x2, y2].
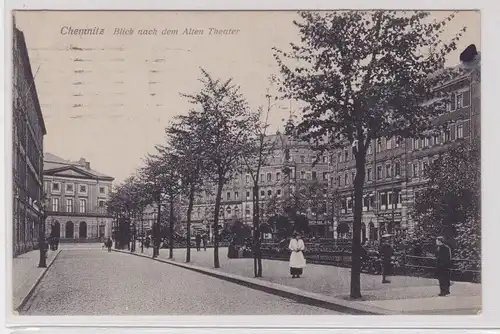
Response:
[12, 20, 47, 256]
[330, 51, 481, 243]
[184, 134, 330, 239]
[43, 153, 114, 241]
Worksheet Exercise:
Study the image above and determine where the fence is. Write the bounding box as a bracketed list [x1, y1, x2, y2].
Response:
[259, 243, 480, 283]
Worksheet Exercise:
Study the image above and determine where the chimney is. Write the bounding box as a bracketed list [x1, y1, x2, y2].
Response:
[78, 158, 90, 170]
[85, 162, 90, 170]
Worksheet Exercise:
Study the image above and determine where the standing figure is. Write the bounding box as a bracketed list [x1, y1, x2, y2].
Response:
[436, 236, 452, 296]
[105, 237, 113, 252]
[288, 232, 306, 278]
[202, 234, 207, 251]
[379, 235, 394, 283]
[195, 233, 202, 252]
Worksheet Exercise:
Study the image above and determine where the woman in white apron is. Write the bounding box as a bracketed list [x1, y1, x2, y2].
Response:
[289, 232, 306, 278]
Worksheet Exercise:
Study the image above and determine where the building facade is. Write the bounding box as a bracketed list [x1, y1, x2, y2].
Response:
[330, 60, 481, 243]
[13, 22, 47, 256]
[183, 134, 331, 239]
[43, 153, 115, 242]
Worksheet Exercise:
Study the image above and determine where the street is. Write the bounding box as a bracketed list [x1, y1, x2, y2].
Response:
[19, 249, 339, 315]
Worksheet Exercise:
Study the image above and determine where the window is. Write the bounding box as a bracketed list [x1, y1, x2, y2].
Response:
[386, 164, 392, 178]
[235, 192, 239, 200]
[99, 200, 105, 208]
[363, 196, 370, 210]
[446, 100, 452, 112]
[226, 207, 232, 215]
[226, 192, 231, 200]
[79, 199, 86, 213]
[267, 190, 272, 197]
[337, 175, 341, 187]
[377, 139, 382, 153]
[66, 199, 73, 212]
[433, 133, 440, 145]
[413, 138, 419, 150]
[351, 171, 356, 183]
[444, 128, 451, 142]
[377, 166, 382, 180]
[386, 137, 392, 150]
[300, 156, 305, 163]
[277, 189, 282, 197]
[413, 163, 419, 177]
[79, 184, 87, 193]
[463, 89, 471, 106]
[323, 172, 328, 180]
[367, 142, 372, 154]
[306, 172, 312, 180]
[267, 173, 272, 182]
[52, 198, 59, 211]
[367, 168, 372, 181]
[344, 173, 349, 185]
[344, 148, 349, 161]
[52, 182, 60, 192]
[347, 198, 353, 211]
[337, 152, 342, 163]
[322, 156, 328, 163]
[395, 137, 401, 148]
[423, 161, 429, 176]
[276, 172, 281, 181]
[246, 174, 250, 184]
[395, 162, 401, 177]
[66, 184, 74, 193]
[424, 137, 430, 147]
[312, 171, 317, 180]
[260, 190, 265, 197]
[246, 191, 250, 199]
[457, 124, 464, 138]
[301, 171, 306, 180]
[450, 93, 456, 110]
[99, 186, 105, 194]
[245, 208, 250, 216]
[260, 173, 264, 184]
[456, 92, 464, 108]
[380, 192, 387, 208]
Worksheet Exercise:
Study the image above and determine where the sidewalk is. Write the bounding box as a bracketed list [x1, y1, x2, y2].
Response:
[12, 249, 61, 312]
[124, 246, 481, 314]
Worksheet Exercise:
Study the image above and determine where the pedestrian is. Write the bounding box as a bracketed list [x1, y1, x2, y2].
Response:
[104, 237, 112, 252]
[436, 236, 452, 296]
[202, 233, 207, 251]
[288, 232, 306, 278]
[379, 234, 394, 283]
[195, 233, 202, 252]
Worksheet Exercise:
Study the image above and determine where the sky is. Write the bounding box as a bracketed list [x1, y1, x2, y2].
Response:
[14, 10, 480, 184]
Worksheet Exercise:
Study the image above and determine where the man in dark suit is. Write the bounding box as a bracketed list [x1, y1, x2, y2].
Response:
[436, 236, 452, 296]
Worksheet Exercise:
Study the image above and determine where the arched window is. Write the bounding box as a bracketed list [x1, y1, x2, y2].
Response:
[79, 221, 87, 239]
[65, 221, 74, 239]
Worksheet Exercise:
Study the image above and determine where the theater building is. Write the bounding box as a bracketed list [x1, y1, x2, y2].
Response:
[43, 153, 114, 242]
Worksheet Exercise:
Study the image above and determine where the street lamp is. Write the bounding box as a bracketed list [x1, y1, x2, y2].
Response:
[33, 195, 49, 268]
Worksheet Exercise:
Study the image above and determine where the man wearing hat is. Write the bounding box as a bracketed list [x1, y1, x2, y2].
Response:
[436, 236, 452, 296]
[379, 234, 394, 283]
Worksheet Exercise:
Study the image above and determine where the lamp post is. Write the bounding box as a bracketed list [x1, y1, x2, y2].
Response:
[33, 196, 49, 268]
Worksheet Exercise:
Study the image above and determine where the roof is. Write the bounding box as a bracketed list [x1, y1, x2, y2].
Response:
[44, 152, 114, 180]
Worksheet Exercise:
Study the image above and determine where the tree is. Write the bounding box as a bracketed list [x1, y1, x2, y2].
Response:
[412, 140, 480, 270]
[140, 153, 181, 259]
[164, 110, 207, 263]
[240, 95, 276, 277]
[274, 10, 465, 298]
[182, 68, 257, 268]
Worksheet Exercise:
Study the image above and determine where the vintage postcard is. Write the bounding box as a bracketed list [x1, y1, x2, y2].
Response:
[9, 9, 481, 320]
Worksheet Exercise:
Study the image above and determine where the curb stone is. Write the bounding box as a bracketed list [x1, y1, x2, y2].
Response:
[14, 249, 62, 314]
[113, 249, 393, 315]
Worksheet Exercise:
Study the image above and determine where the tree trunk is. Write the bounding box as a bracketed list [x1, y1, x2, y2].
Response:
[169, 196, 174, 259]
[350, 139, 367, 299]
[213, 178, 224, 268]
[253, 183, 262, 277]
[153, 199, 161, 258]
[186, 184, 196, 263]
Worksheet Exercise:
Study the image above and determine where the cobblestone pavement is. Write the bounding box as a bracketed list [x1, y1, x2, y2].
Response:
[139, 247, 481, 302]
[20, 249, 339, 315]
